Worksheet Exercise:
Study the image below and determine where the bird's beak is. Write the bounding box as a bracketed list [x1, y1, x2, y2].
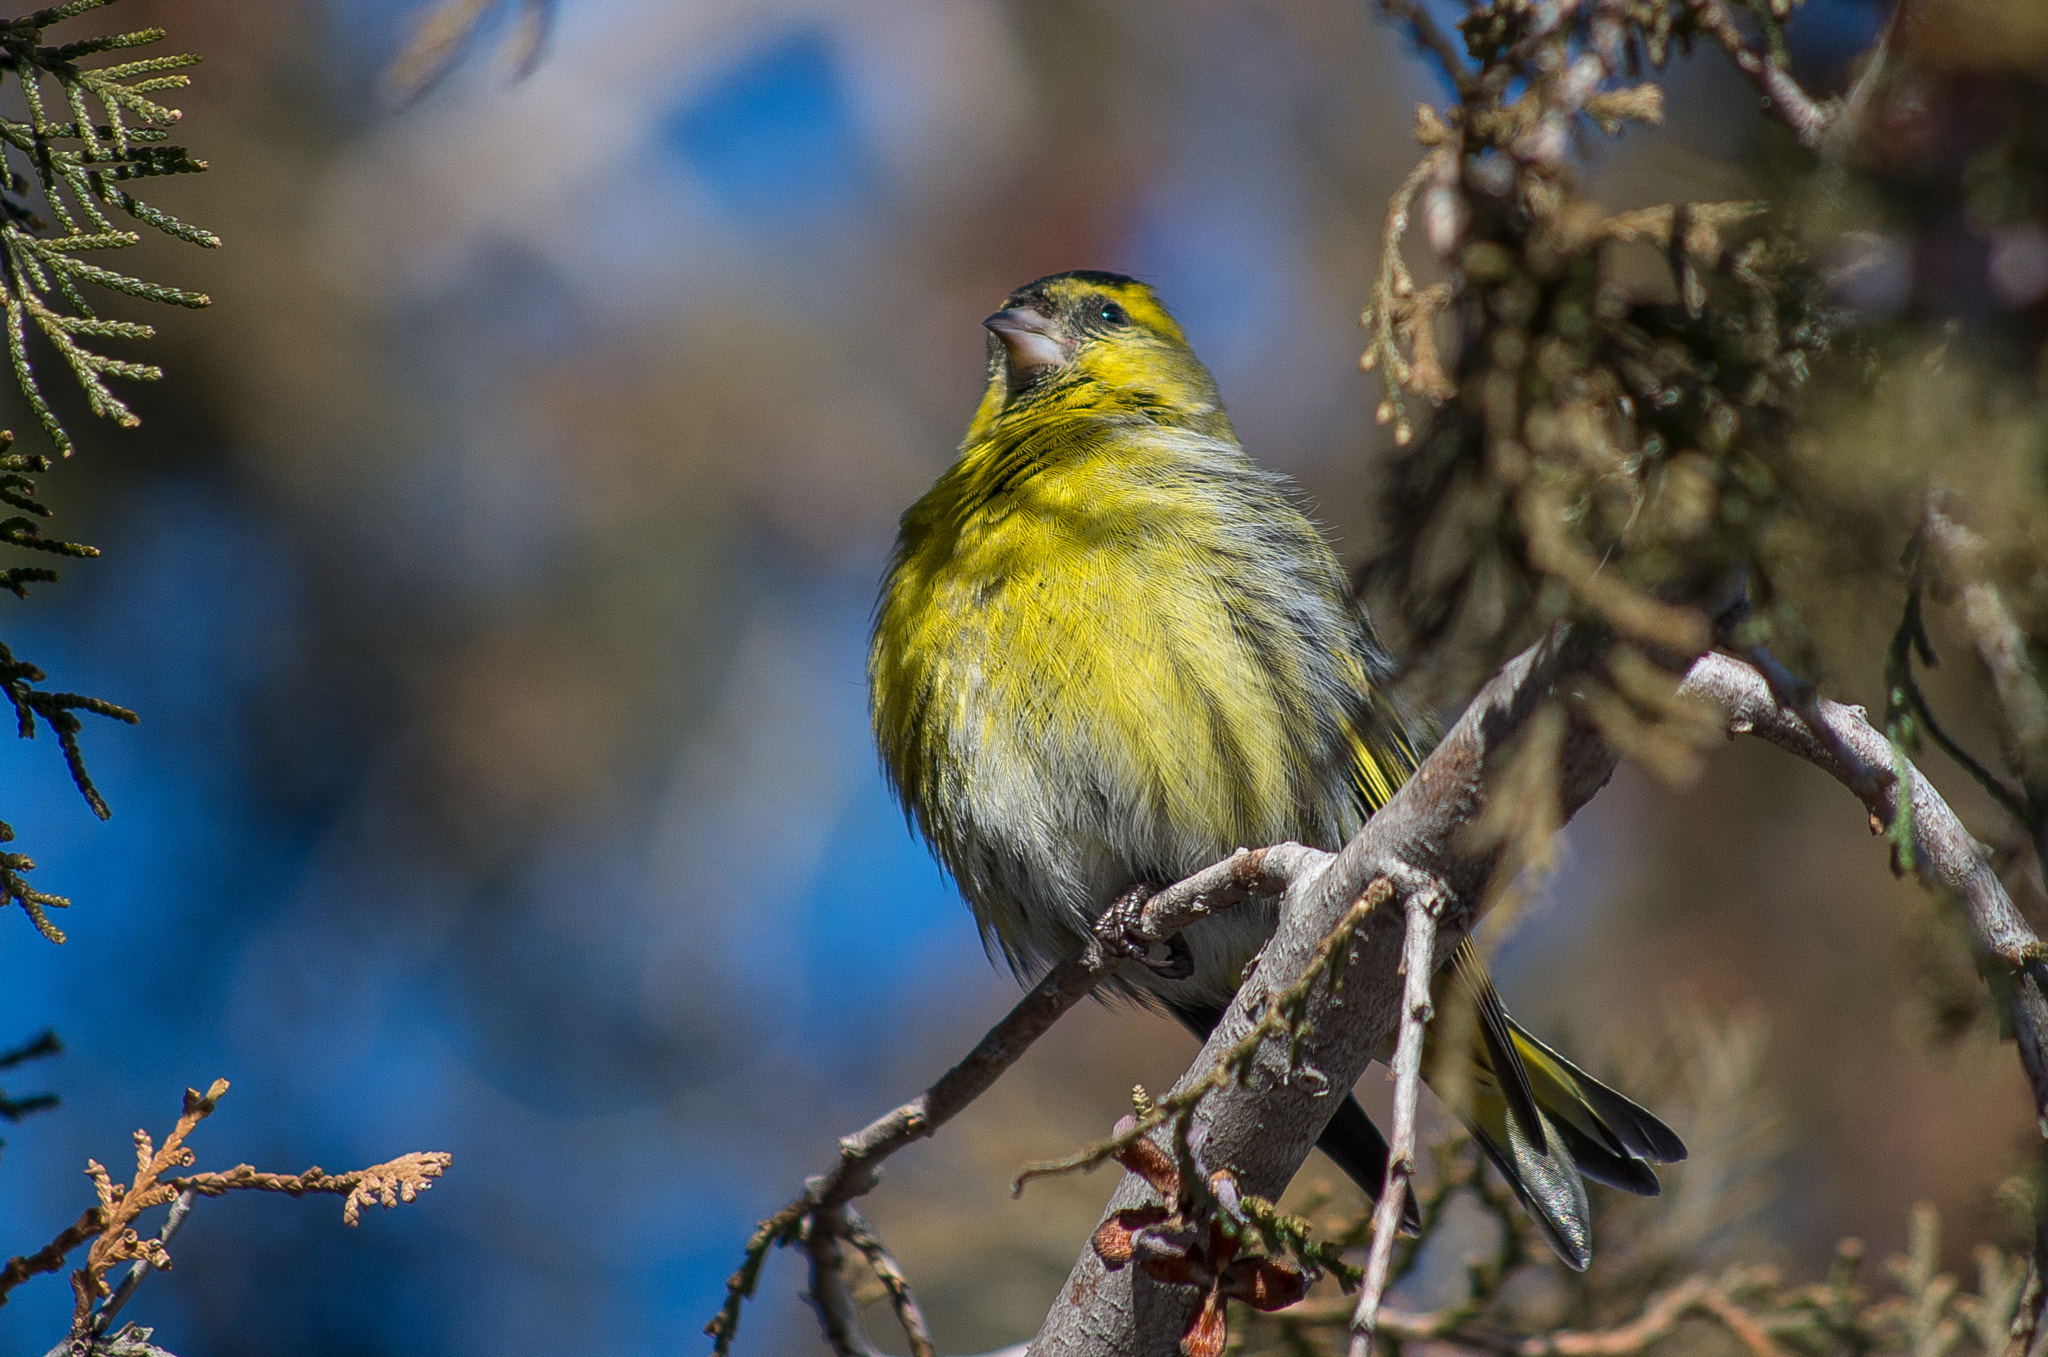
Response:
[983, 307, 1067, 377]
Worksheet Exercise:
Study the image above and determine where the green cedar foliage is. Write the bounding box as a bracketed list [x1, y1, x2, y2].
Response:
[0, 0, 214, 942]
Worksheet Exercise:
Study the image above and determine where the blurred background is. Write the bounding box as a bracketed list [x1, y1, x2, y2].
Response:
[0, 0, 2040, 1353]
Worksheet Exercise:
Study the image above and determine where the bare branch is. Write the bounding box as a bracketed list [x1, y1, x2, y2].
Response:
[838, 845, 1312, 1203]
[842, 1206, 938, 1357]
[1378, 0, 1478, 98]
[1033, 628, 1633, 1357]
[1033, 642, 2048, 1355]
[716, 634, 2048, 1357]
[1920, 497, 2048, 836]
[706, 848, 1314, 1355]
[1688, 0, 1835, 149]
[1350, 888, 1442, 1356]
[1680, 653, 2048, 1126]
[803, 1203, 888, 1357]
[1726, 622, 1893, 805]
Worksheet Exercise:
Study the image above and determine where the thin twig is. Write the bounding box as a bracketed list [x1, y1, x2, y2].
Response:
[803, 1204, 885, 1357]
[1725, 626, 1892, 805]
[1338, 1269, 1791, 1356]
[1888, 578, 2030, 824]
[706, 847, 1313, 1354]
[1921, 497, 2048, 849]
[0, 1029, 60, 1071]
[1350, 888, 1443, 1357]
[1682, 653, 2048, 1129]
[838, 844, 1311, 1201]
[1379, 0, 1478, 96]
[2004, 1245, 2044, 1357]
[1010, 874, 1390, 1196]
[1688, 0, 1835, 149]
[0, 1207, 104, 1305]
[842, 1205, 938, 1357]
[87, 1188, 192, 1336]
[1695, 1288, 1792, 1357]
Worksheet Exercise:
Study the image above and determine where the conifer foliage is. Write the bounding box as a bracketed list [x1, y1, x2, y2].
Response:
[0, 0, 215, 941]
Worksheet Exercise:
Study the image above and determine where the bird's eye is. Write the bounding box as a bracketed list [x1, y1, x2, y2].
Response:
[1097, 301, 1130, 327]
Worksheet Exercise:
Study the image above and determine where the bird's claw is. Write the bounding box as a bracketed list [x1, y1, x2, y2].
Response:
[1140, 933, 1195, 979]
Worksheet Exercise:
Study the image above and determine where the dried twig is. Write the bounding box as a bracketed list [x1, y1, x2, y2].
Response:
[1349, 887, 1442, 1357]
[67, 1080, 227, 1326]
[1688, 0, 1835, 149]
[170, 1153, 454, 1227]
[842, 1206, 937, 1357]
[1378, 0, 1477, 97]
[0, 1079, 449, 1352]
[83, 1188, 191, 1340]
[707, 846, 1316, 1356]
[1919, 496, 2048, 862]
[1682, 654, 2048, 1127]
[0, 1208, 104, 1305]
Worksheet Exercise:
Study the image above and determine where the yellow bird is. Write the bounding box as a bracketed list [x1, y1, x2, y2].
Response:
[869, 271, 1682, 1267]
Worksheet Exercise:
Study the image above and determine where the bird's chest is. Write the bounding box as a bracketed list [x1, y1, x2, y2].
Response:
[884, 508, 1351, 927]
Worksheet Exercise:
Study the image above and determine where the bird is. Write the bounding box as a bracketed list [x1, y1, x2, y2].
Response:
[868, 270, 1683, 1268]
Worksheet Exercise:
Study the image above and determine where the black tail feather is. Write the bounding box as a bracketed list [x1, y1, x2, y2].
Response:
[1316, 1093, 1424, 1232]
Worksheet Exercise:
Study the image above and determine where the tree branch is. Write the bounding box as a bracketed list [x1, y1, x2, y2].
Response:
[1920, 496, 2048, 873]
[803, 1203, 888, 1357]
[715, 631, 2048, 1357]
[1349, 888, 1443, 1356]
[1680, 651, 2048, 1152]
[1031, 642, 2048, 1355]
[1032, 628, 1629, 1357]
[842, 1205, 938, 1357]
[1378, 0, 1478, 98]
[707, 846, 1318, 1355]
[1688, 0, 1835, 149]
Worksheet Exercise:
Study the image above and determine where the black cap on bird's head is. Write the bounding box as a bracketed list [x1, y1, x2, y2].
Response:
[973, 271, 1228, 436]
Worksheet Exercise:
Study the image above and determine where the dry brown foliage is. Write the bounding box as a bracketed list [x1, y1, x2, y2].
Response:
[0, 1079, 450, 1353]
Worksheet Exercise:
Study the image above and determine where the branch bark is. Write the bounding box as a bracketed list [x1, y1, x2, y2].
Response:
[1689, 0, 1835, 149]
[1921, 498, 2048, 881]
[1680, 652, 2048, 1124]
[1349, 888, 1443, 1355]
[1030, 643, 2048, 1355]
[1032, 629, 1628, 1356]
[708, 845, 1321, 1356]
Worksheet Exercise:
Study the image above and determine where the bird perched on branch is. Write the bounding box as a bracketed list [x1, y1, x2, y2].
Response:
[869, 270, 1683, 1268]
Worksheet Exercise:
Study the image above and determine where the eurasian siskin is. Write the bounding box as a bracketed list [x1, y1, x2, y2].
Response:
[869, 270, 1683, 1268]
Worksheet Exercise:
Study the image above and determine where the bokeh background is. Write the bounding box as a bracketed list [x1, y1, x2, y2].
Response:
[0, 0, 2041, 1353]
